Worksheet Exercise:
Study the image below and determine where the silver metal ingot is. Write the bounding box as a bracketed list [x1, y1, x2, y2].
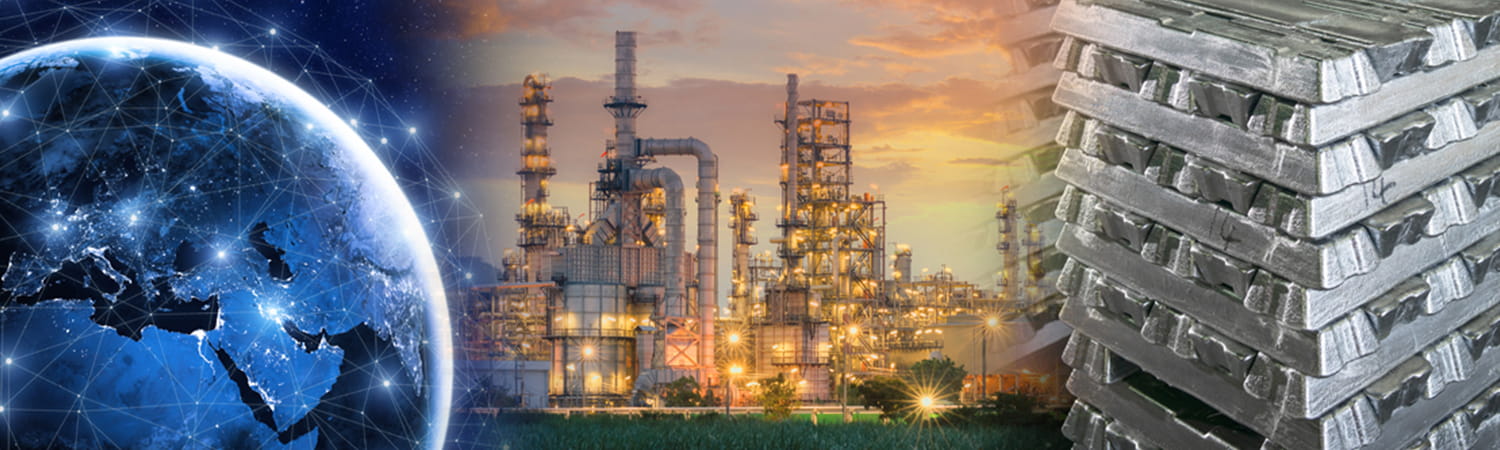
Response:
[1060, 307, 1500, 450]
[1060, 255, 1500, 421]
[1059, 118, 1500, 241]
[1055, 224, 1500, 384]
[1053, 0, 1500, 105]
[1054, 37, 1496, 149]
[1064, 376, 1266, 449]
[1421, 381, 1500, 449]
[1053, 73, 1500, 199]
[1055, 153, 1500, 292]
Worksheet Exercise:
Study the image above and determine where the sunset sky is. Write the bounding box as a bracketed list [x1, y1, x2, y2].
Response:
[428, 0, 1030, 293]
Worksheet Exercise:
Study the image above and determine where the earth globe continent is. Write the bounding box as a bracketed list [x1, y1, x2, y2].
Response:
[0, 37, 451, 448]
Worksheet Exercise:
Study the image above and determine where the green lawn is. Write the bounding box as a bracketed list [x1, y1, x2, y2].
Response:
[461, 413, 1069, 450]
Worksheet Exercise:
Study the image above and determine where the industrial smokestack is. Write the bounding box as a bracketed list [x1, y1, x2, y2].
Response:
[607, 31, 645, 163]
[783, 74, 799, 222]
[779, 74, 801, 282]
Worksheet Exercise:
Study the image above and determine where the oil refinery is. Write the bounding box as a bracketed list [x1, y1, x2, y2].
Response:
[453, 31, 1068, 410]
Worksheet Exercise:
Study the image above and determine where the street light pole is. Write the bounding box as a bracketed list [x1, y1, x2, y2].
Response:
[980, 330, 987, 403]
[727, 365, 743, 417]
[981, 317, 998, 404]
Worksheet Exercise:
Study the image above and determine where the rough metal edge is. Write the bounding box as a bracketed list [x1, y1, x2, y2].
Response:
[1064, 372, 1268, 449]
[1053, 74, 1500, 197]
[1056, 111, 1500, 239]
[1054, 36, 1500, 149]
[1055, 151, 1500, 290]
[1053, 0, 1500, 107]
[1056, 221, 1500, 379]
[1062, 307, 1500, 449]
[1060, 244, 1500, 419]
[1054, 186, 1500, 331]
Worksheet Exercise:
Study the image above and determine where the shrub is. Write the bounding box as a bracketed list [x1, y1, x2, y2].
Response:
[854, 376, 907, 420]
[758, 374, 799, 420]
[660, 376, 719, 407]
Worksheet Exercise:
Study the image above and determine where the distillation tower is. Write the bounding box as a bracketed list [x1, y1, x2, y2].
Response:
[719, 75, 1039, 405]
[739, 74, 889, 402]
[543, 31, 721, 406]
[516, 75, 571, 282]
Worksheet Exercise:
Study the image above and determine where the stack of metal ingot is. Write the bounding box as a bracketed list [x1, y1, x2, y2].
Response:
[1047, 1, 1500, 448]
[995, 0, 1069, 317]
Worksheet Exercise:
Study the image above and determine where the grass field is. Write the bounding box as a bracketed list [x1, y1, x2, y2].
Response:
[449, 413, 1069, 450]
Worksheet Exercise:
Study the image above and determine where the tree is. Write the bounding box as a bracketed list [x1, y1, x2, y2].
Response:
[907, 357, 967, 404]
[660, 376, 718, 407]
[854, 376, 907, 419]
[758, 374, 799, 420]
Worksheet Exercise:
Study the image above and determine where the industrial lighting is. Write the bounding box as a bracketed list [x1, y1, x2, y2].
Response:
[582, 346, 595, 358]
[728, 333, 740, 344]
[919, 396, 934, 408]
[729, 365, 743, 375]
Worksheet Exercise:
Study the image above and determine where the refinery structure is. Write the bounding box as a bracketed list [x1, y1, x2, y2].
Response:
[456, 30, 1070, 409]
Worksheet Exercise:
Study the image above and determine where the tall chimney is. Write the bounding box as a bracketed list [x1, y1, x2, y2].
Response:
[607, 31, 645, 164]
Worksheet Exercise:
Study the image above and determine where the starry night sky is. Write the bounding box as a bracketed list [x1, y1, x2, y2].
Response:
[0, 0, 509, 265]
[0, 0, 471, 166]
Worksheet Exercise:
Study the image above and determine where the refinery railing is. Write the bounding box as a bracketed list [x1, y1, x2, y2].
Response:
[545, 328, 637, 339]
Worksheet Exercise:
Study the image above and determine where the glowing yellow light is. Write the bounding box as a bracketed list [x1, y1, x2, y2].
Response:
[728, 333, 741, 344]
[919, 396, 934, 408]
[582, 346, 595, 357]
[729, 365, 743, 375]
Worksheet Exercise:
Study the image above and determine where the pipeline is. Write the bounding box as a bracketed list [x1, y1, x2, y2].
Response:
[631, 167, 686, 316]
[639, 137, 719, 374]
[582, 200, 622, 245]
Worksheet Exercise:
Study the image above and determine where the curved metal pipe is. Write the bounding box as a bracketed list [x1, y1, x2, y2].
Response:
[638, 137, 718, 373]
[632, 167, 686, 316]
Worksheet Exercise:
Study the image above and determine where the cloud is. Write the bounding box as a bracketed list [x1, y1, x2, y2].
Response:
[844, 0, 1010, 58]
[863, 144, 925, 155]
[773, 52, 881, 77]
[850, 26, 987, 58]
[429, 0, 706, 41]
[854, 159, 920, 187]
[948, 157, 1008, 165]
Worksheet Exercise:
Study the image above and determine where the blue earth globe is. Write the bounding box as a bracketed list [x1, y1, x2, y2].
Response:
[0, 37, 451, 448]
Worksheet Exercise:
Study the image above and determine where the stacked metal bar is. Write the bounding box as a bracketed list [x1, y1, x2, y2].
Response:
[1046, 1, 1500, 448]
[995, 0, 1069, 317]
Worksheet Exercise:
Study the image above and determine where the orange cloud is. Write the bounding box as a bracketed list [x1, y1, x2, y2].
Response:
[949, 157, 1007, 166]
[844, 0, 1011, 58]
[772, 52, 879, 77]
[863, 144, 926, 154]
[431, 0, 706, 41]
